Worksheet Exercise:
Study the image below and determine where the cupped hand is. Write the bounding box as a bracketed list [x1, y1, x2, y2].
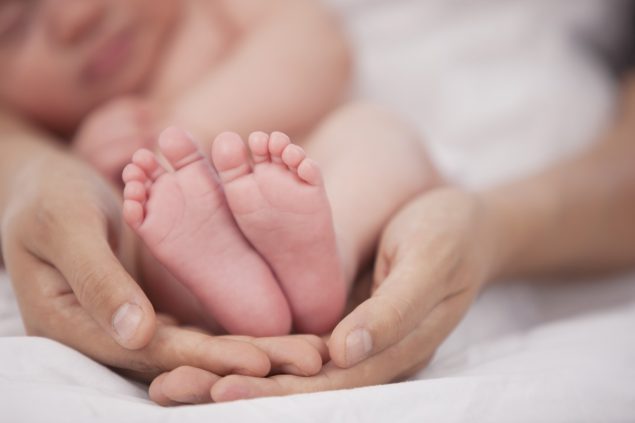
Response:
[150, 187, 500, 403]
[0, 152, 326, 387]
[326, 187, 496, 368]
[1, 151, 157, 350]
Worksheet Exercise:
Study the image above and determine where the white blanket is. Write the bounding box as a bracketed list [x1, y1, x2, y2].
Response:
[3, 271, 635, 422]
[3, 0, 635, 421]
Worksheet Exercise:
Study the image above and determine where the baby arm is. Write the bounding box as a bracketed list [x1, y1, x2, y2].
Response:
[73, 98, 157, 186]
[168, 0, 351, 148]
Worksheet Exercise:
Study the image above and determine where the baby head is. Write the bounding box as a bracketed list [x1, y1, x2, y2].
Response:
[0, 0, 179, 133]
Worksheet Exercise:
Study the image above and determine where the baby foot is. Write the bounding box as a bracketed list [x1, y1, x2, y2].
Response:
[122, 127, 291, 336]
[212, 132, 347, 334]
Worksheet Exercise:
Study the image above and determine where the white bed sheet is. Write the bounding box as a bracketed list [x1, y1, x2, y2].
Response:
[3, 0, 635, 421]
[3, 271, 635, 422]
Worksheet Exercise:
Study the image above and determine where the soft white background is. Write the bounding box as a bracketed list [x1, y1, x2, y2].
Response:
[2, 0, 634, 421]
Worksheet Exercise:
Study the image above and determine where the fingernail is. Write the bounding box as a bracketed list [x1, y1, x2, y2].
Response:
[112, 302, 143, 343]
[345, 328, 372, 367]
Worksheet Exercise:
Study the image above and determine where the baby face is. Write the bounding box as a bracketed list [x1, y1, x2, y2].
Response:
[0, 0, 179, 133]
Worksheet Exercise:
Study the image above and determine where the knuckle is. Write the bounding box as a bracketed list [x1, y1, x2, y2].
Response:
[300, 334, 322, 346]
[118, 352, 162, 376]
[374, 294, 416, 341]
[144, 328, 197, 374]
[33, 202, 61, 242]
[192, 338, 209, 359]
[147, 334, 175, 369]
[71, 263, 114, 310]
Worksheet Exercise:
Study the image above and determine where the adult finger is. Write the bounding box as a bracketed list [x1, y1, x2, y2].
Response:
[227, 334, 328, 376]
[28, 222, 157, 350]
[151, 366, 218, 405]
[211, 291, 474, 402]
[148, 373, 181, 406]
[328, 249, 452, 368]
[210, 341, 407, 401]
[147, 335, 329, 406]
[139, 326, 271, 377]
[13, 253, 271, 379]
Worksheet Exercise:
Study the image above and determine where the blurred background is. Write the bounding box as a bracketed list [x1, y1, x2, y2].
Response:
[327, 0, 633, 187]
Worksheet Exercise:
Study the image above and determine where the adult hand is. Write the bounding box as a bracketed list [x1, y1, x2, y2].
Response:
[0, 152, 326, 387]
[2, 151, 157, 350]
[149, 187, 500, 402]
[327, 187, 496, 368]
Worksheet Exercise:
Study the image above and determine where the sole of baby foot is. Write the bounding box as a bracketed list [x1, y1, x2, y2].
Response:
[212, 131, 347, 334]
[122, 127, 291, 336]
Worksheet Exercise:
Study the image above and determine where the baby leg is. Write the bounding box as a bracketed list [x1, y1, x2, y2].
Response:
[212, 131, 345, 334]
[301, 102, 440, 284]
[213, 103, 438, 334]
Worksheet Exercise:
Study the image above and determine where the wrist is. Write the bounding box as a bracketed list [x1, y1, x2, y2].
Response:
[416, 187, 503, 290]
[464, 188, 508, 288]
[477, 189, 515, 283]
[477, 178, 558, 282]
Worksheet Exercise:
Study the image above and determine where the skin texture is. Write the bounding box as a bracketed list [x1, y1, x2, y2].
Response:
[0, 1, 433, 393]
[213, 130, 347, 335]
[150, 188, 490, 402]
[120, 102, 434, 336]
[123, 128, 293, 336]
[0, 111, 327, 382]
[148, 76, 635, 403]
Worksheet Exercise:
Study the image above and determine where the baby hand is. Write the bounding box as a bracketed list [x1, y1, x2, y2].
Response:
[73, 97, 157, 185]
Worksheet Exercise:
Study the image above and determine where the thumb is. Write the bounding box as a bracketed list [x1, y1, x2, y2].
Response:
[328, 256, 443, 368]
[44, 232, 156, 350]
